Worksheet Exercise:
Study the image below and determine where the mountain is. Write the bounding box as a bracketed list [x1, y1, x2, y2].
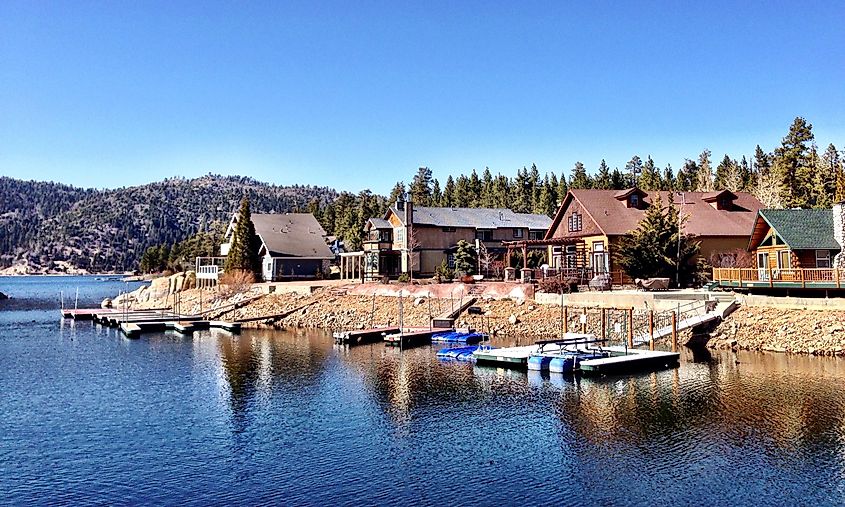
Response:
[0, 175, 338, 273]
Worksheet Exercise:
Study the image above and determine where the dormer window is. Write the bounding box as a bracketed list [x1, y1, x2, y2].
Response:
[568, 212, 582, 232]
[630, 194, 639, 208]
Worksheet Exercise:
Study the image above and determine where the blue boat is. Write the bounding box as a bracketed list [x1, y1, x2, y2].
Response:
[527, 354, 555, 371]
[436, 344, 496, 362]
[432, 330, 487, 344]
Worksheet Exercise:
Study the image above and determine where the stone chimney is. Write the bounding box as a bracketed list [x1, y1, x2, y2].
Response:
[834, 202, 845, 268]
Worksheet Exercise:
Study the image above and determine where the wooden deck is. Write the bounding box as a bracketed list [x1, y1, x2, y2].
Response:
[713, 267, 845, 290]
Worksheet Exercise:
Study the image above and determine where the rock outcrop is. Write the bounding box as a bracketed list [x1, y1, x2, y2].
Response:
[0, 292, 8, 300]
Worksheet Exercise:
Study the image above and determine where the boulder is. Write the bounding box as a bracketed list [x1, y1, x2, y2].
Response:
[508, 314, 519, 325]
[413, 297, 426, 306]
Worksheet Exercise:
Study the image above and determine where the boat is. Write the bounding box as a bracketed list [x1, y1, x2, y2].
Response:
[436, 344, 496, 362]
[431, 330, 488, 344]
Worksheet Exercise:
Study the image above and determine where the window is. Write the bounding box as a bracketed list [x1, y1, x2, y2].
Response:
[397, 228, 405, 245]
[567, 212, 582, 232]
[630, 195, 639, 208]
[529, 230, 544, 241]
[513, 228, 524, 239]
[475, 230, 492, 241]
[816, 250, 831, 268]
[380, 230, 392, 242]
[447, 253, 455, 269]
[592, 241, 608, 273]
[565, 245, 577, 268]
[777, 250, 791, 269]
[442, 227, 456, 233]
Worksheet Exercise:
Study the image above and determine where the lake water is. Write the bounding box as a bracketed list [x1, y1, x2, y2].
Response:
[1, 276, 844, 506]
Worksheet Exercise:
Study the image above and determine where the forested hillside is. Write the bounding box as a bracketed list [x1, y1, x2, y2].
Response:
[0, 175, 336, 272]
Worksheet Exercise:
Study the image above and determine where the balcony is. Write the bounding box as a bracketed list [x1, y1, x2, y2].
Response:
[713, 267, 845, 290]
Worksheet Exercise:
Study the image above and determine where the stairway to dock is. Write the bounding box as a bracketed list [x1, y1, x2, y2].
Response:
[431, 297, 477, 329]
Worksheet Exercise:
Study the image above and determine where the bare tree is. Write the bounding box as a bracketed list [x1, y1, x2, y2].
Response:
[753, 168, 783, 208]
[477, 242, 494, 278]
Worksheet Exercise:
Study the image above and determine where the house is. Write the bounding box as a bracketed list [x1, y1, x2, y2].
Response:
[542, 188, 763, 276]
[712, 205, 845, 291]
[349, 198, 552, 280]
[206, 212, 334, 282]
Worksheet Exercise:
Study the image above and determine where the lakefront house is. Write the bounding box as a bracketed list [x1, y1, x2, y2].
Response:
[339, 198, 552, 281]
[196, 212, 335, 284]
[536, 188, 763, 279]
[712, 204, 845, 292]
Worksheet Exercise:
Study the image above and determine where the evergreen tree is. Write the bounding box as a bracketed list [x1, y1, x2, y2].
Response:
[442, 176, 456, 207]
[811, 143, 836, 209]
[528, 163, 541, 210]
[610, 168, 625, 190]
[614, 194, 701, 287]
[695, 150, 713, 191]
[676, 159, 698, 191]
[468, 169, 483, 207]
[453, 239, 477, 275]
[754, 145, 772, 176]
[662, 164, 675, 191]
[224, 197, 260, 277]
[512, 167, 532, 212]
[481, 167, 494, 207]
[625, 156, 644, 187]
[557, 171, 569, 199]
[409, 167, 433, 205]
[388, 181, 406, 204]
[738, 156, 752, 190]
[454, 175, 471, 207]
[594, 160, 612, 189]
[827, 144, 845, 203]
[773, 116, 814, 208]
[569, 161, 592, 189]
[536, 175, 558, 216]
[638, 156, 661, 190]
[431, 179, 442, 206]
[492, 174, 511, 208]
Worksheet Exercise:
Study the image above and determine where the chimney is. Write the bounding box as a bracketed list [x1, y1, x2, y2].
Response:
[395, 198, 405, 211]
[405, 199, 413, 226]
[834, 202, 845, 268]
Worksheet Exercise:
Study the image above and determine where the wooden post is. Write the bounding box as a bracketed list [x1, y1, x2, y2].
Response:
[581, 309, 586, 334]
[800, 268, 805, 289]
[627, 308, 634, 348]
[523, 245, 528, 270]
[768, 264, 773, 288]
[837, 268, 841, 289]
[737, 268, 742, 288]
[601, 308, 606, 343]
[671, 311, 678, 352]
[563, 306, 568, 333]
[649, 310, 655, 351]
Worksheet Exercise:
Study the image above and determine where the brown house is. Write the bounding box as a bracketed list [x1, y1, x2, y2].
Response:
[543, 188, 763, 276]
[356, 199, 551, 280]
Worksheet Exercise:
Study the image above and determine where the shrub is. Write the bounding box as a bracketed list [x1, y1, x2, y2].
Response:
[218, 269, 255, 297]
[537, 277, 579, 294]
[434, 260, 454, 283]
[397, 273, 410, 283]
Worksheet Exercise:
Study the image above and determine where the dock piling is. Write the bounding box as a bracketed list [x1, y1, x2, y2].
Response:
[627, 308, 634, 349]
[649, 310, 655, 351]
[671, 312, 678, 352]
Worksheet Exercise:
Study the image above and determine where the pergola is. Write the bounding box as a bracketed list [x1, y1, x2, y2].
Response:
[339, 251, 365, 282]
[501, 237, 583, 269]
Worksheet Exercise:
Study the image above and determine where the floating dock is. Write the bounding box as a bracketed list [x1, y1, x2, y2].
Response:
[473, 345, 541, 367]
[334, 326, 400, 345]
[384, 328, 448, 348]
[578, 346, 679, 375]
[119, 320, 241, 339]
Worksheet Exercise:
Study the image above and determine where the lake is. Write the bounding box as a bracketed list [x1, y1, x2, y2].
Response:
[1, 276, 844, 505]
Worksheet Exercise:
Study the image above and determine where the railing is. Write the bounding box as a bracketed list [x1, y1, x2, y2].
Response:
[196, 256, 226, 280]
[713, 267, 845, 288]
[535, 267, 634, 286]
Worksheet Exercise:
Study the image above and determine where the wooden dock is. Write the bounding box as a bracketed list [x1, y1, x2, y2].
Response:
[473, 345, 541, 367]
[334, 326, 400, 345]
[431, 298, 477, 329]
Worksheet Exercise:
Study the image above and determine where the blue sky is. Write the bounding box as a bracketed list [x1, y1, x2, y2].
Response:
[1, 1, 844, 194]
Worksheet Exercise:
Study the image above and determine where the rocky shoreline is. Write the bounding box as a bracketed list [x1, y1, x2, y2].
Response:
[114, 272, 845, 357]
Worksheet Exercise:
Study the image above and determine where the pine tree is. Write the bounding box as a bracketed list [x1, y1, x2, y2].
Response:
[442, 176, 455, 207]
[468, 169, 483, 207]
[594, 160, 612, 189]
[481, 167, 494, 207]
[614, 194, 701, 287]
[224, 197, 260, 277]
[638, 156, 661, 190]
[431, 179, 442, 206]
[557, 172, 569, 199]
[610, 168, 625, 190]
[528, 163, 541, 210]
[453, 239, 477, 275]
[454, 175, 471, 207]
[625, 156, 644, 187]
[695, 150, 713, 191]
[536, 175, 558, 216]
[827, 144, 845, 203]
[492, 174, 511, 208]
[512, 167, 532, 212]
[773, 116, 814, 208]
[569, 161, 592, 189]
[388, 181, 406, 204]
[812, 143, 837, 209]
[662, 164, 675, 191]
[409, 166, 433, 205]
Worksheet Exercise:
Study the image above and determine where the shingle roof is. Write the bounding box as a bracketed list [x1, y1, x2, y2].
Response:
[757, 209, 840, 250]
[390, 206, 552, 230]
[557, 189, 763, 237]
[251, 213, 334, 258]
[367, 218, 391, 229]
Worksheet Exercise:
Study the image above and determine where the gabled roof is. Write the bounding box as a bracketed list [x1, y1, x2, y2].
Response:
[250, 213, 334, 258]
[366, 217, 392, 230]
[546, 189, 763, 239]
[749, 209, 840, 250]
[388, 206, 552, 230]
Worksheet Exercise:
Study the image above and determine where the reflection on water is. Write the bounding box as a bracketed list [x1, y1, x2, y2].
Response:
[1, 276, 845, 505]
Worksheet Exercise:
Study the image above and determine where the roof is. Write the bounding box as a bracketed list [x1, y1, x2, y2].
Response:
[367, 217, 392, 229]
[389, 206, 552, 230]
[751, 209, 840, 250]
[549, 189, 763, 238]
[250, 213, 334, 258]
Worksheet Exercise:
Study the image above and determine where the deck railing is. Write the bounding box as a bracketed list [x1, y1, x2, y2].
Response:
[536, 267, 633, 286]
[713, 267, 845, 288]
[196, 256, 226, 280]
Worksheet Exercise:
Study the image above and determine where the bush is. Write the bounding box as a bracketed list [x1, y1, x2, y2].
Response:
[537, 277, 579, 294]
[218, 269, 255, 297]
[434, 260, 454, 283]
[397, 273, 410, 283]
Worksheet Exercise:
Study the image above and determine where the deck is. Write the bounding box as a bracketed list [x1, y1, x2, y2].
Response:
[713, 267, 845, 290]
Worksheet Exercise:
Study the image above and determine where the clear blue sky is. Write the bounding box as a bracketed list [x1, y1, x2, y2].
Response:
[2, 1, 844, 194]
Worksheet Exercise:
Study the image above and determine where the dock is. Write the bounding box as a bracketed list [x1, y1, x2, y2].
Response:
[383, 328, 447, 348]
[578, 346, 679, 375]
[473, 345, 541, 367]
[334, 326, 400, 345]
[120, 320, 241, 339]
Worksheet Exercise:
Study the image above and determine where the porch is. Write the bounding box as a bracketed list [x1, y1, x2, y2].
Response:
[713, 267, 845, 290]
